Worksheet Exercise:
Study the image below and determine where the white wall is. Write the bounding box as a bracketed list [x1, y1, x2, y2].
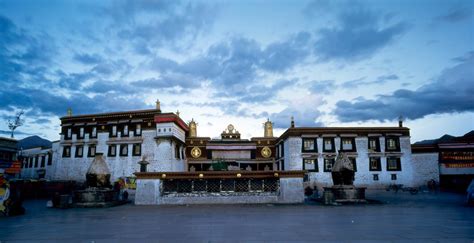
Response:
[412, 152, 440, 186]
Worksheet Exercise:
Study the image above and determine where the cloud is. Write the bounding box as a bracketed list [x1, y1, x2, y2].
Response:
[307, 80, 336, 94]
[334, 51, 474, 122]
[73, 53, 104, 65]
[434, 8, 472, 23]
[342, 74, 399, 88]
[107, 0, 217, 53]
[314, 8, 408, 62]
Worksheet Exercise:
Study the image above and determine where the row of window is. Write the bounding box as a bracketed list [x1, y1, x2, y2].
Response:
[63, 144, 142, 158]
[64, 124, 142, 140]
[301, 136, 400, 153]
[22, 154, 53, 168]
[302, 157, 402, 172]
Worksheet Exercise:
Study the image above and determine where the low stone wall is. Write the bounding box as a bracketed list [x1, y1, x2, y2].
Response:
[134, 171, 305, 205]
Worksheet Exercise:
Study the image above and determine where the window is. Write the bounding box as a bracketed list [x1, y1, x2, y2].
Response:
[280, 143, 284, 157]
[324, 158, 335, 172]
[108, 145, 117, 157]
[78, 127, 84, 139]
[63, 146, 71, 157]
[340, 138, 355, 151]
[120, 144, 128, 156]
[47, 153, 52, 166]
[373, 174, 379, 181]
[40, 156, 45, 168]
[387, 157, 401, 171]
[302, 138, 317, 152]
[369, 157, 381, 171]
[88, 145, 96, 157]
[135, 124, 142, 136]
[66, 128, 72, 139]
[349, 157, 357, 172]
[281, 159, 285, 170]
[323, 138, 335, 152]
[386, 137, 400, 151]
[29, 157, 33, 168]
[303, 158, 318, 172]
[110, 125, 117, 137]
[34, 156, 39, 167]
[133, 144, 141, 156]
[75, 146, 84, 157]
[391, 174, 397, 180]
[368, 137, 380, 152]
[175, 144, 180, 159]
[91, 127, 97, 138]
[122, 125, 129, 137]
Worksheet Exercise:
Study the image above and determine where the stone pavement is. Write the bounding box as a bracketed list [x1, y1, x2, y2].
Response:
[0, 190, 473, 242]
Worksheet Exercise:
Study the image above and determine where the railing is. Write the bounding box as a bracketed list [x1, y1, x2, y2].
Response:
[161, 178, 279, 195]
[134, 170, 306, 196]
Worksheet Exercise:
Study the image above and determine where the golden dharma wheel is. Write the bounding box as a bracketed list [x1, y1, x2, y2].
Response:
[261, 146, 272, 158]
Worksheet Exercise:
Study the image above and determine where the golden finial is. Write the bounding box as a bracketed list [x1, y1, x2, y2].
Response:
[67, 108, 72, 117]
[156, 99, 161, 111]
[176, 110, 180, 117]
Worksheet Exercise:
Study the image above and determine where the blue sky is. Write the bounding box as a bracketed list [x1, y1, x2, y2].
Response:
[0, 0, 473, 142]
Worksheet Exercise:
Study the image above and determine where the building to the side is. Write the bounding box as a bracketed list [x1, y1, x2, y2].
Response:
[412, 131, 474, 191]
[51, 101, 188, 182]
[19, 146, 54, 179]
[0, 137, 20, 177]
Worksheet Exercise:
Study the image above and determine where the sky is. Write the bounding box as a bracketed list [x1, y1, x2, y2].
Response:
[0, 0, 473, 142]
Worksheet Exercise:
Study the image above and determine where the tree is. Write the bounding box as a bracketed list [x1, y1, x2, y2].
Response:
[7, 110, 24, 138]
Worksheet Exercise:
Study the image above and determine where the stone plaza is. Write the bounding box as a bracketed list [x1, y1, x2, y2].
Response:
[1, 190, 473, 242]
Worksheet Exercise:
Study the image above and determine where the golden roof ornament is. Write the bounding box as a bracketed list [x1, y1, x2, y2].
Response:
[67, 107, 72, 117]
[156, 99, 161, 111]
[291, 116, 295, 128]
[189, 118, 197, 137]
[264, 118, 274, 138]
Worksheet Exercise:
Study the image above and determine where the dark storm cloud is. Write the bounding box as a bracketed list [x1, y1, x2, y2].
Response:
[435, 8, 472, 23]
[334, 52, 474, 122]
[313, 7, 408, 62]
[145, 34, 310, 101]
[342, 74, 399, 88]
[107, 0, 217, 54]
[73, 53, 104, 65]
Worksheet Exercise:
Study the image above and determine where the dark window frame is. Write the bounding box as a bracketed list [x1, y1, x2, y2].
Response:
[108, 144, 117, 157]
[323, 138, 335, 152]
[349, 157, 357, 172]
[63, 146, 71, 157]
[340, 137, 356, 152]
[110, 125, 118, 138]
[323, 158, 335, 172]
[121, 124, 129, 137]
[385, 136, 401, 152]
[119, 144, 128, 157]
[302, 138, 318, 153]
[368, 137, 380, 152]
[34, 156, 39, 167]
[373, 174, 379, 181]
[387, 157, 402, 171]
[391, 174, 397, 180]
[40, 156, 45, 168]
[90, 126, 97, 139]
[47, 153, 52, 165]
[369, 157, 381, 171]
[134, 124, 142, 136]
[77, 127, 85, 139]
[75, 145, 84, 158]
[64, 128, 72, 140]
[132, 143, 141, 156]
[303, 158, 318, 172]
[88, 145, 96, 157]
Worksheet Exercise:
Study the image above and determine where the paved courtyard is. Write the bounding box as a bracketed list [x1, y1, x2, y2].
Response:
[1, 190, 473, 242]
